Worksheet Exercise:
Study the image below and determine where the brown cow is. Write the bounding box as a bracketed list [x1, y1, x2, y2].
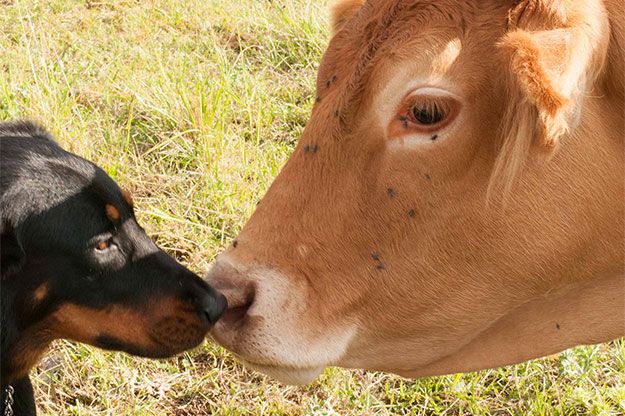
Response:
[206, 0, 625, 384]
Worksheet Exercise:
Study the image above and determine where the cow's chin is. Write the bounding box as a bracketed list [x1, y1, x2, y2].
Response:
[242, 361, 324, 385]
[210, 315, 357, 385]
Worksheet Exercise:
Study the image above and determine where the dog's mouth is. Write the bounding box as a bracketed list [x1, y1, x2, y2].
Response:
[94, 336, 204, 359]
[150, 317, 208, 355]
[94, 320, 208, 358]
[94, 334, 153, 356]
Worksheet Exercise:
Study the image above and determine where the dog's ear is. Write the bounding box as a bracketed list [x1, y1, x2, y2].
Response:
[1, 225, 25, 277]
[331, 0, 364, 34]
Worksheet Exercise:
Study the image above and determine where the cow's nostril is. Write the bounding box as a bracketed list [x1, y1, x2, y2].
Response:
[201, 292, 227, 326]
[219, 282, 255, 326]
[222, 293, 255, 325]
[222, 303, 250, 325]
[203, 260, 256, 326]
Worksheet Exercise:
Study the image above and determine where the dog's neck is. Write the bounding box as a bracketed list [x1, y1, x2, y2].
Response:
[2, 279, 24, 384]
[1, 271, 55, 386]
[0, 376, 37, 415]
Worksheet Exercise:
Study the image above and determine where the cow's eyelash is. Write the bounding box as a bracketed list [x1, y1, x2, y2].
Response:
[413, 98, 447, 114]
[407, 96, 452, 121]
[397, 95, 459, 133]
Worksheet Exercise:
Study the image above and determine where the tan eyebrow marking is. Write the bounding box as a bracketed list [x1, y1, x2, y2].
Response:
[105, 203, 121, 222]
[122, 189, 133, 208]
[33, 282, 49, 303]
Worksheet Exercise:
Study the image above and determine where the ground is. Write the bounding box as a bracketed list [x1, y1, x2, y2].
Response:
[1, 0, 624, 415]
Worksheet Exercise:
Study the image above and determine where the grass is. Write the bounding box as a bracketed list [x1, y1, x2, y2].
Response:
[1, 0, 624, 414]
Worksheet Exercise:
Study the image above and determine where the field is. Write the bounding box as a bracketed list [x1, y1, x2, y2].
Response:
[1, 0, 624, 414]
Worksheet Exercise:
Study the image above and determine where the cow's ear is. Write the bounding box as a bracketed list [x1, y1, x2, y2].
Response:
[331, 0, 364, 34]
[498, 0, 609, 150]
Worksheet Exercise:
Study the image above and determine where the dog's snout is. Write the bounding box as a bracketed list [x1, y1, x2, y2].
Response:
[200, 291, 227, 325]
[176, 267, 227, 327]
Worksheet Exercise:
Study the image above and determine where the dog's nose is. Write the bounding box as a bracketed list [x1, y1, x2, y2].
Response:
[200, 291, 227, 325]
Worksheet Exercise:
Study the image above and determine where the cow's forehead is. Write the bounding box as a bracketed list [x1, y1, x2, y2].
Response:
[314, 0, 482, 134]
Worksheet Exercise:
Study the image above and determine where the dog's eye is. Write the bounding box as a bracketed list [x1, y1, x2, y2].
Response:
[95, 240, 117, 252]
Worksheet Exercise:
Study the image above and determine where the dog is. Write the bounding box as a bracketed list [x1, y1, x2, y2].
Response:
[0, 121, 227, 415]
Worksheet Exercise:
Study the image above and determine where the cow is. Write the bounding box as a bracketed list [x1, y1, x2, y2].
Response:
[206, 0, 625, 384]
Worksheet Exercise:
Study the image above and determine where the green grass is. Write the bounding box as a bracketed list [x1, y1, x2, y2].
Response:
[1, 0, 624, 414]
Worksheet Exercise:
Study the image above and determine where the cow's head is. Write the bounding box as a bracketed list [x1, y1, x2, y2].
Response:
[207, 0, 624, 384]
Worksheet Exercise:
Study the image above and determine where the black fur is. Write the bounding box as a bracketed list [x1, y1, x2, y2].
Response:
[0, 121, 226, 415]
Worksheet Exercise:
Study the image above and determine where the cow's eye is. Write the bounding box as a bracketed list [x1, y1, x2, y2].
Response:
[406, 95, 455, 129]
[410, 101, 446, 125]
[388, 88, 461, 142]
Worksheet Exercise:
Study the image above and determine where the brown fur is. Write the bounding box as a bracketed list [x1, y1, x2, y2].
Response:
[491, 0, 612, 196]
[32, 283, 48, 303]
[52, 298, 205, 352]
[122, 189, 134, 208]
[105, 203, 121, 222]
[208, 0, 625, 383]
[6, 320, 54, 382]
[52, 304, 154, 347]
[6, 297, 207, 383]
[331, 0, 365, 33]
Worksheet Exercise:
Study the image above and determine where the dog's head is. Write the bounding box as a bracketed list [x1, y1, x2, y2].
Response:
[1, 122, 226, 373]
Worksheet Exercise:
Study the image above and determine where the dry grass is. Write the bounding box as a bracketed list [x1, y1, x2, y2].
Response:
[1, 0, 624, 414]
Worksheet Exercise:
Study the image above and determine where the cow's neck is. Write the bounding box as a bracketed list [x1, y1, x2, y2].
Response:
[404, 272, 624, 378]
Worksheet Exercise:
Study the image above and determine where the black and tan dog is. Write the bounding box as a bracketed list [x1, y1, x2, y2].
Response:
[0, 121, 226, 415]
